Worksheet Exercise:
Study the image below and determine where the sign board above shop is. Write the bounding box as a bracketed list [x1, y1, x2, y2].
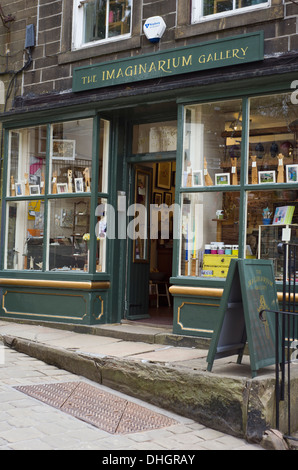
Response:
[72, 31, 264, 93]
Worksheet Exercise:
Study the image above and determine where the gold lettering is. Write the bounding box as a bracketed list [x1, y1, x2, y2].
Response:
[116, 68, 124, 78]
[198, 55, 206, 64]
[241, 47, 248, 56]
[82, 76, 87, 85]
[125, 66, 133, 77]
[106, 69, 115, 80]
[226, 50, 231, 59]
[182, 55, 192, 67]
[172, 57, 180, 68]
[158, 60, 172, 74]
[139, 63, 147, 75]
[102, 71, 105, 81]
[207, 54, 213, 62]
[148, 62, 157, 73]
[232, 49, 240, 59]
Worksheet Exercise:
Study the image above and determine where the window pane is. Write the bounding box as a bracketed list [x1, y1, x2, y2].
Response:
[248, 93, 298, 185]
[84, 0, 132, 43]
[246, 189, 298, 279]
[179, 191, 241, 278]
[99, 119, 110, 193]
[132, 121, 177, 154]
[95, 198, 108, 272]
[182, 100, 242, 189]
[50, 119, 93, 195]
[8, 126, 47, 197]
[235, 0, 267, 8]
[47, 198, 91, 272]
[5, 200, 44, 270]
[84, 0, 107, 43]
[109, 0, 132, 38]
[203, 0, 233, 16]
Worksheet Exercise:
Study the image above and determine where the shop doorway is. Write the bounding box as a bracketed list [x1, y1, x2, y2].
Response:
[125, 159, 175, 327]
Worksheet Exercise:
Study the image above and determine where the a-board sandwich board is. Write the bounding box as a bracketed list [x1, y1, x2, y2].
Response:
[207, 259, 280, 378]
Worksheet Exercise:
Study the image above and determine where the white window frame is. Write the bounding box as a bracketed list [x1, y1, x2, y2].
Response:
[192, 0, 270, 23]
[72, 0, 133, 50]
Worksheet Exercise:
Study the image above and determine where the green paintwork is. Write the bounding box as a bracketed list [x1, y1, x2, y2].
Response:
[0, 286, 108, 325]
[207, 259, 280, 377]
[72, 32, 264, 92]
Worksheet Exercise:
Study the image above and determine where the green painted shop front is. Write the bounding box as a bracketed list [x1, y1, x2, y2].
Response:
[0, 32, 298, 336]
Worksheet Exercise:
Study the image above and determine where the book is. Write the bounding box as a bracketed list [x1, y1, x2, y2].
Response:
[272, 206, 295, 225]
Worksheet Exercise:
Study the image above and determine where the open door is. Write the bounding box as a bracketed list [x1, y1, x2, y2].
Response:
[125, 165, 152, 320]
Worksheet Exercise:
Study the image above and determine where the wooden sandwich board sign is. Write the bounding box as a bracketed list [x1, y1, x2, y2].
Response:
[207, 259, 280, 378]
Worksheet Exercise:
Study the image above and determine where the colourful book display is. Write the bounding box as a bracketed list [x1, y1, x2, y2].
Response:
[272, 206, 295, 225]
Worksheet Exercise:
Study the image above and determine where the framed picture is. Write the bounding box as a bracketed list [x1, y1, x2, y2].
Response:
[156, 162, 172, 189]
[153, 192, 162, 205]
[215, 173, 230, 186]
[51, 139, 76, 160]
[75, 177, 84, 193]
[57, 183, 68, 194]
[29, 185, 40, 196]
[15, 183, 23, 196]
[258, 170, 276, 184]
[286, 164, 298, 183]
[164, 192, 172, 206]
[192, 170, 203, 187]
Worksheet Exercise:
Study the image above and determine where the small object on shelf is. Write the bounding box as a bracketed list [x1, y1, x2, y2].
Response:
[41, 172, 45, 195]
[24, 173, 30, 196]
[10, 175, 15, 196]
[272, 205, 295, 225]
[251, 155, 258, 184]
[262, 207, 272, 225]
[230, 157, 238, 185]
[277, 153, 284, 183]
[204, 158, 213, 186]
[52, 171, 57, 194]
[68, 169, 73, 193]
[83, 167, 91, 192]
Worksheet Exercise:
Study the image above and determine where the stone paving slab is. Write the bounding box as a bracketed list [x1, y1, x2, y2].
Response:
[0, 319, 291, 446]
[0, 341, 263, 450]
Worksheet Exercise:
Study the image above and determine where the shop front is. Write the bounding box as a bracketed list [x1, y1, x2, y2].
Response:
[0, 31, 298, 335]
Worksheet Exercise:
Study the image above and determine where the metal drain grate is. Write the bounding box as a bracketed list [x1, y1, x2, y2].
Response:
[14, 382, 177, 434]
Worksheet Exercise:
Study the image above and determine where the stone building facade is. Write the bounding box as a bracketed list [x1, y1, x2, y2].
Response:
[0, 0, 298, 338]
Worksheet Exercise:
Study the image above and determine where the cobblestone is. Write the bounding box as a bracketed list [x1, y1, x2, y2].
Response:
[0, 342, 264, 451]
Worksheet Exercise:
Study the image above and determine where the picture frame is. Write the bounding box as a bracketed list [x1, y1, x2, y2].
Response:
[156, 162, 172, 189]
[51, 139, 76, 160]
[286, 164, 298, 183]
[57, 183, 68, 194]
[164, 192, 172, 206]
[75, 177, 84, 193]
[153, 192, 162, 205]
[258, 170, 276, 184]
[215, 173, 230, 186]
[15, 183, 23, 196]
[192, 170, 203, 187]
[29, 185, 40, 196]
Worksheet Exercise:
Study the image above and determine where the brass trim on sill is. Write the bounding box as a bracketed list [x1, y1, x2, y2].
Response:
[170, 286, 297, 303]
[0, 278, 110, 290]
[169, 286, 224, 298]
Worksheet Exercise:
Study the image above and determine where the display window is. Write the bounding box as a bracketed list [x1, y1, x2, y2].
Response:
[182, 100, 242, 189]
[179, 92, 298, 281]
[179, 191, 240, 278]
[248, 93, 298, 185]
[4, 117, 110, 273]
[7, 126, 47, 198]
